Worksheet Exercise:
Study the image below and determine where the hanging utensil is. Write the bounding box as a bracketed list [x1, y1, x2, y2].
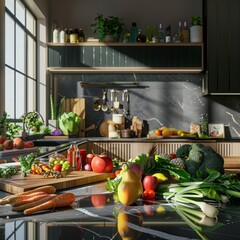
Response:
[113, 90, 120, 109]
[101, 89, 109, 112]
[93, 97, 101, 111]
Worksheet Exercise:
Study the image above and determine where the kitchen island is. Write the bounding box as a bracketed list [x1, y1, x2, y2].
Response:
[0, 181, 240, 240]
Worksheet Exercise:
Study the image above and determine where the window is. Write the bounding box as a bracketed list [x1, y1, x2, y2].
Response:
[5, 0, 37, 119]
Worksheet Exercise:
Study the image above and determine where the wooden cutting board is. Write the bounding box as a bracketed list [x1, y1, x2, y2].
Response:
[0, 171, 115, 194]
[62, 98, 85, 137]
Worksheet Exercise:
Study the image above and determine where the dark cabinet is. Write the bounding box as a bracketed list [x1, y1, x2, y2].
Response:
[203, 0, 240, 94]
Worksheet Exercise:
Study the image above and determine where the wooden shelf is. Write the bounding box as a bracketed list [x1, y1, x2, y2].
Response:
[47, 42, 204, 73]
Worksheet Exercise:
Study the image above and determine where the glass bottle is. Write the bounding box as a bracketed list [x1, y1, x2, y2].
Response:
[67, 143, 76, 168]
[136, 29, 146, 42]
[165, 25, 171, 43]
[130, 22, 138, 43]
[60, 28, 65, 43]
[79, 149, 87, 168]
[158, 23, 165, 43]
[181, 21, 190, 43]
[79, 28, 85, 42]
[53, 24, 60, 43]
[75, 148, 82, 171]
[199, 113, 208, 135]
[175, 21, 182, 43]
[64, 28, 69, 43]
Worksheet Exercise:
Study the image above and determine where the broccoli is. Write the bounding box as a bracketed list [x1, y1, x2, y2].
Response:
[176, 144, 192, 158]
[177, 143, 224, 178]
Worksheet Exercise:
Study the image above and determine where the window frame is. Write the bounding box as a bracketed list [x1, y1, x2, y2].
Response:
[5, 0, 38, 121]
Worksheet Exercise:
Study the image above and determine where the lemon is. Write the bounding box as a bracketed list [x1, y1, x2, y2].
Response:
[153, 173, 168, 182]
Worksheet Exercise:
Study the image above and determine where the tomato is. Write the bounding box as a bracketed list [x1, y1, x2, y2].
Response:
[142, 190, 156, 200]
[53, 163, 62, 172]
[91, 154, 113, 173]
[142, 175, 159, 191]
[91, 194, 107, 208]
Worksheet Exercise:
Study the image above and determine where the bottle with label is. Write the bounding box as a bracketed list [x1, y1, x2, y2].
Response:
[158, 23, 165, 43]
[53, 25, 60, 43]
[60, 28, 65, 43]
[181, 21, 190, 43]
[136, 29, 146, 42]
[165, 25, 171, 43]
[75, 148, 82, 171]
[175, 21, 182, 43]
[79, 29, 85, 42]
[130, 22, 138, 43]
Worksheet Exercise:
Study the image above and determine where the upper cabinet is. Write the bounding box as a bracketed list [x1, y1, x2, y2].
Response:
[47, 42, 203, 74]
[203, 0, 240, 95]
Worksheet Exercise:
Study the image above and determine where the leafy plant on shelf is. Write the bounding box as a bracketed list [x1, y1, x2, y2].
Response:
[191, 16, 202, 26]
[90, 14, 124, 41]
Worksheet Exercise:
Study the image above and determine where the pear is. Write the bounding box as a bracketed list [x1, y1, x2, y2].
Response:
[118, 166, 143, 205]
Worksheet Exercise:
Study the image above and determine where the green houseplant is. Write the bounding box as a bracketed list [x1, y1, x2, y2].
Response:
[91, 14, 124, 42]
[190, 16, 203, 43]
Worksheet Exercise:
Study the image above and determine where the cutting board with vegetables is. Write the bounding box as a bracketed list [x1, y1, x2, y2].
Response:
[0, 171, 115, 194]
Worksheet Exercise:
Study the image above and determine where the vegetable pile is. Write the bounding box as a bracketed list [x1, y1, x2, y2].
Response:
[107, 144, 240, 226]
[0, 185, 76, 215]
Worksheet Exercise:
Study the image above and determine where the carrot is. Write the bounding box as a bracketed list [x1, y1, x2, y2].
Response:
[7, 191, 49, 204]
[17, 185, 56, 196]
[23, 193, 76, 215]
[12, 194, 57, 212]
[11, 193, 49, 207]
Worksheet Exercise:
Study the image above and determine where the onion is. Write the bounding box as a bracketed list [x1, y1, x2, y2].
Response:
[51, 129, 62, 136]
[84, 164, 92, 171]
[129, 163, 143, 179]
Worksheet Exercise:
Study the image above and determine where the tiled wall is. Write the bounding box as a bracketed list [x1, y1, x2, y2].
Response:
[54, 73, 240, 138]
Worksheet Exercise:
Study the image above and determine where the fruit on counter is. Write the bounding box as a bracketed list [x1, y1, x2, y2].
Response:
[86, 152, 95, 165]
[154, 129, 162, 136]
[3, 139, 13, 150]
[141, 189, 156, 200]
[162, 128, 172, 137]
[91, 194, 107, 208]
[91, 154, 113, 173]
[13, 137, 25, 149]
[142, 175, 159, 191]
[128, 163, 143, 179]
[52, 163, 62, 172]
[152, 173, 168, 183]
[84, 163, 92, 171]
[118, 164, 143, 205]
[48, 152, 66, 167]
[169, 153, 177, 160]
[24, 141, 35, 148]
[117, 208, 143, 240]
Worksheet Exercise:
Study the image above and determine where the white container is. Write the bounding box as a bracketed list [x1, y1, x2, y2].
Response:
[112, 114, 124, 125]
[190, 25, 203, 43]
[60, 29, 66, 43]
[108, 131, 119, 138]
[53, 28, 60, 43]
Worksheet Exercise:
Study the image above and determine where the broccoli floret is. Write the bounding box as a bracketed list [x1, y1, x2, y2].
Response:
[176, 144, 191, 158]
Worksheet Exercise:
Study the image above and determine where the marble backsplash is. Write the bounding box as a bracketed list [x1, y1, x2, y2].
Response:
[54, 73, 240, 138]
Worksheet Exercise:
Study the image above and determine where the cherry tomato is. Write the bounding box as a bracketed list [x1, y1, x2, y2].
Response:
[53, 163, 62, 172]
[142, 190, 156, 200]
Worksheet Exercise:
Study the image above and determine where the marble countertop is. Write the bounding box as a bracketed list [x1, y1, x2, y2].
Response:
[0, 181, 240, 240]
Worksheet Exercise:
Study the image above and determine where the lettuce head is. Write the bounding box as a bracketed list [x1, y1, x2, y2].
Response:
[59, 112, 81, 136]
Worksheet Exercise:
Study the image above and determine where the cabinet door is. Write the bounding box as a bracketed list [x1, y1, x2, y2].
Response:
[205, 0, 240, 94]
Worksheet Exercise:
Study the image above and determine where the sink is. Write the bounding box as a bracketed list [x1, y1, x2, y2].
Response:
[33, 140, 70, 146]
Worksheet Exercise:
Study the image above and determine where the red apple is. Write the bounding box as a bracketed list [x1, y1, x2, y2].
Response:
[24, 141, 35, 148]
[142, 175, 159, 191]
[3, 139, 13, 150]
[0, 135, 5, 144]
[13, 138, 25, 149]
[91, 154, 113, 173]
[91, 194, 107, 208]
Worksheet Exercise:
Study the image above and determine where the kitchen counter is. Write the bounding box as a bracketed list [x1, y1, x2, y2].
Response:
[0, 182, 240, 240]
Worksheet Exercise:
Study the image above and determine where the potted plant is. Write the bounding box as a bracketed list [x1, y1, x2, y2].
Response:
[190, 16, 203, 43]
[90, 14, 124, 42]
